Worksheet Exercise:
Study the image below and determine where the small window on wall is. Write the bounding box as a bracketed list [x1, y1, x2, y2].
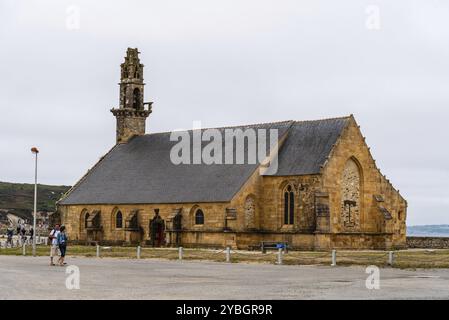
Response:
[195, 209, 204, 225]
[116, 211, 123, 229]
[283, 185, 295, 225]
[398, 211, 402, 221]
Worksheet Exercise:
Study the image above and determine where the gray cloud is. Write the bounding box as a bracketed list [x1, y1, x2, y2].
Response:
[0, 0, 448, 225]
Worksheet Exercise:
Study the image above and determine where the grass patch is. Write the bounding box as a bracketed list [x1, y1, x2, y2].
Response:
[1, 245, 449, 268]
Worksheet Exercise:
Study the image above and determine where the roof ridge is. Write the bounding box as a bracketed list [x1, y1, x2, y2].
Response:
[142, 116, 352, 136]
[292, 115, 352, 125]
[143, 120, 295, 136]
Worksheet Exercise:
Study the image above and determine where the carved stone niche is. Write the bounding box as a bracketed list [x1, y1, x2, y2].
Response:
[86, 210, 103, 243]
[224, 208, 237, 231]
[86, 210, 102, 230]
[166, 208, 182, 247]
[125, 209, 140, 231]
[125, 209, 143, 244]
[315, 192, 330, 233]
[166, 208, 182, 231]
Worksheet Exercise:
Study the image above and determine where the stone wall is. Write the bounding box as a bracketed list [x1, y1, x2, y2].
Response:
[114, 112, 149, 144]
[407, 236, 449, 249]
[259, 175, 321, 233]
[59, 116, 406, 250]
[320, 116, 407, 248]
[59, 202, 229, 246]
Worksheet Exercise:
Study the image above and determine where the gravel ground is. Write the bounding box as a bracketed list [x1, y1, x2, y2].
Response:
[1, 255, 449, 299]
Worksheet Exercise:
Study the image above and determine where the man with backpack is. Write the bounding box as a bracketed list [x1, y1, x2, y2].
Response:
[48, 224, 60, 266]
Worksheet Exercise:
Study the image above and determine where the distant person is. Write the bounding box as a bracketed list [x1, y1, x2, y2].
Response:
[48, 224, 61, 266]
[6, 227, 13, 248]
[57, 226, 68, 266]
[29, 227, 34, 242]
[20, 227, 27, 244]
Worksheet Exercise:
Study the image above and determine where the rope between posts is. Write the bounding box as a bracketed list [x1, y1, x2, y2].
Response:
[395, 253, 449, 264]
[229, 250, 273, 256]
[291, 252, 332, 260]
[180, 249, 227, 260]
[141, 249, 179, 258]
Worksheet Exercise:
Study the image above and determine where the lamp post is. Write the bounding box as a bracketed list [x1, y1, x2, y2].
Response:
[31, 147, 39, 257]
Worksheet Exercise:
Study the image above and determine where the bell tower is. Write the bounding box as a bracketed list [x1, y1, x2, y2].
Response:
[111, 48, 152, 144]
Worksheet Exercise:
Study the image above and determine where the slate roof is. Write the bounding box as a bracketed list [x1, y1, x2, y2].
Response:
[59, 116, 350, 205]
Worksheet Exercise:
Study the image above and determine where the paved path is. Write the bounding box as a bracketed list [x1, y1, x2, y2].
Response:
[1, 255, 449, 299]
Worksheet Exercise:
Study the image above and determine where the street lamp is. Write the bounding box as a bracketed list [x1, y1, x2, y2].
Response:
[31, 147, 39, 257]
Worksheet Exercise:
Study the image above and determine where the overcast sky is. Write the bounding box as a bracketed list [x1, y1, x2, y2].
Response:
[0, 0, 448, 225]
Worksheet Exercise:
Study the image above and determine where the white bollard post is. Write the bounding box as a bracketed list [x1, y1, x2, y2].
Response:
[96, 245, 100, 258]
[22, 243, 26, 256]
[137, 246, 141, 259]
[388, 251, 394, 266]
[277, 248, 283, 265]
[331, 249, 337, 266]
[178, 247, 183, 260]
[226, 246, 231, 263]
[45, 237, 48, 246]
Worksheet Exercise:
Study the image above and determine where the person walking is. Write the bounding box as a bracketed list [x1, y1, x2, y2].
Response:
[6, 227, 13, 248]
[20, 227, 27, 245]
[48, 224, 60, 266]
[57, 226, 68, 266]
[29, 227, 34, 244]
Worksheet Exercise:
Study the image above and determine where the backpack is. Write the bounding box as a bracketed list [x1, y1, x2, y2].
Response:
[49, 229, 56, 240]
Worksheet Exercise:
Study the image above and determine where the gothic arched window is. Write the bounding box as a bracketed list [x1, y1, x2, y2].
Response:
[132, 88, 141, 110]
[80, 209, 89, 231]
[341, 158, 362, 229]
[283, 185, 295, 225]
[84, 212, 90, 229]
[195, 209, 204, 225]
[116, 211, 123, 229]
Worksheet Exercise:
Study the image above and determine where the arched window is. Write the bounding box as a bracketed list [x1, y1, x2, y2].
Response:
[132, 88, 141, 109]
[84, 212, 90, 228]
[341, 158, 362, 229]
[283, 185, 295, 225]
[116, 211, 123, 229]
[80, 209, 89, 231]
[195, 209, 204, 225]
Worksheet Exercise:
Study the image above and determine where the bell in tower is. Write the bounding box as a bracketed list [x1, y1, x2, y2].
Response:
[111, 48, 152, 144]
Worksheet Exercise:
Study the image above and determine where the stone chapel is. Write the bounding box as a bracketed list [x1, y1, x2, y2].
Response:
[57, 48, 407, 250]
